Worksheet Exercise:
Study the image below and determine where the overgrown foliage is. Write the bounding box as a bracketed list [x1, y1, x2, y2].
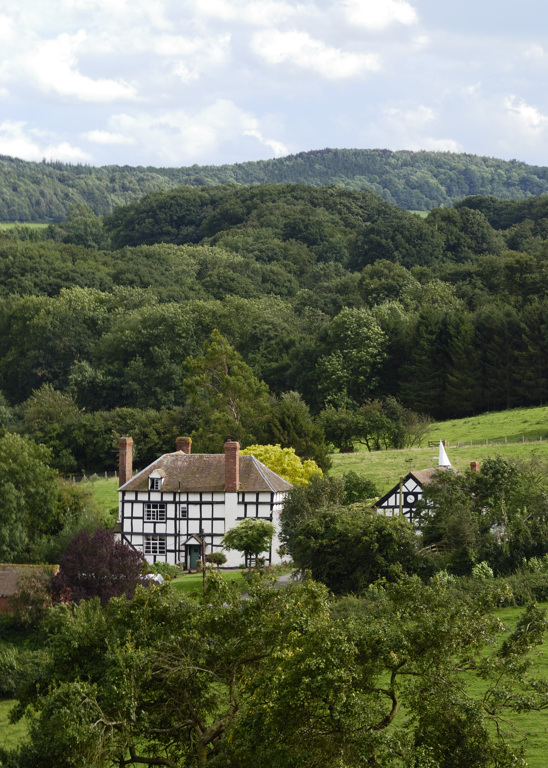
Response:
[4, 577, 547, 768]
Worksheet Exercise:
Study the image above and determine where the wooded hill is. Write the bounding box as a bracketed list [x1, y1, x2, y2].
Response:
[1, 182, 548, 476]
[3, 148, 548, 221]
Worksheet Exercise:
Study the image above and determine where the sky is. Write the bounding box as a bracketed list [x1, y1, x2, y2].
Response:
[1, 0, 548, 169]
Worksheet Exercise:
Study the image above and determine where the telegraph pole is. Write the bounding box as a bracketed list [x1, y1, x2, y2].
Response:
[201, 527, 206, 600]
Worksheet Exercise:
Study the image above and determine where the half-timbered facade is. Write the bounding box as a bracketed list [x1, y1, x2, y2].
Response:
[375, 442, 456, 525]
[117, 437, 292, 568]
[375, 468, 442, 525]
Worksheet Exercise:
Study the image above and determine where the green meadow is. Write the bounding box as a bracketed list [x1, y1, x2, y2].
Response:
[330, 405, 548, 493]
[86, 406, 548, 503]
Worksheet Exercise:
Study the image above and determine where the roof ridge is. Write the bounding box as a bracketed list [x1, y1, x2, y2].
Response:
[119, 453, 169, 490]
[248, 455, 278, 492]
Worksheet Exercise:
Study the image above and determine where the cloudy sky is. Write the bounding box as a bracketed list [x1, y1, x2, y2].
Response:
[1, 0, 547, 168]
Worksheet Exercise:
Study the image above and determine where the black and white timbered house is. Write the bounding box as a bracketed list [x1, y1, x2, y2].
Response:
[375, 442, 455, 525]
[117, 436, 292, 569]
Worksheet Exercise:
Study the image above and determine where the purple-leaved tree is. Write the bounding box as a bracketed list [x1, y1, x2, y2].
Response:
[52, 528, 146, 605]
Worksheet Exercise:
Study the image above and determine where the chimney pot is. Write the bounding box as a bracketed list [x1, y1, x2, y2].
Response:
[470, 461, 480, 472]
[224, 439, 240, 492]
[119, 437, 133, 487]
[176, 436, 192, 454]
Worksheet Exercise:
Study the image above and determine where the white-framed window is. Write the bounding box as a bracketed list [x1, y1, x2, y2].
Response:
[180, 505, 188, 519]
[149, 477, 163, 490]
[145, 503, 167, 522]
[144, 536, 166, 555]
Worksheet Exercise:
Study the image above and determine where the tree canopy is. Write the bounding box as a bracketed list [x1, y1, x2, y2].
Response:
[6, 577, 548, 768]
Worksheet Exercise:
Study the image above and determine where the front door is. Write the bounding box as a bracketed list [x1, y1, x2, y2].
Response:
[187, 544, 202, 570]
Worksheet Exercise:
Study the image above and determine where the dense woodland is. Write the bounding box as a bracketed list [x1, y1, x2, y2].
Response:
[1, 183, 548, 473]
[3, 171, 548, 768]
[4, 148, 548, 221]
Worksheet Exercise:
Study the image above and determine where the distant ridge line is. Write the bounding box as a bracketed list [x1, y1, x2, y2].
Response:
[2, 147, 548, 222]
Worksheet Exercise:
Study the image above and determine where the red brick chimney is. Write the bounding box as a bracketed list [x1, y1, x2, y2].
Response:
[176, 436, 192, 454]
[470, 461, 480, 472]
[224, 440, 240, 492]
[119, 437, 133, 487]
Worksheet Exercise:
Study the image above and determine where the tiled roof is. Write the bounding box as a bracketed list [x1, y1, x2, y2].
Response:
[0, 565, 57, 597]
[119, 452, 293, 494]
[409, 468, 444, 485]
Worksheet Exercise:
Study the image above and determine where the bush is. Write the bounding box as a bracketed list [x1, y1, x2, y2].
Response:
[205, 552, 227, 567]
[471, 561, 494, 580]
[8, 566, 55, 628]
[52, 529, 146, 605]
[150, 561, 181, 580]
[0, 646, 47, 698]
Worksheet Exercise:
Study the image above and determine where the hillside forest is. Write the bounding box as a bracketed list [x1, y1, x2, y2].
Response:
[0, 182, 548, 472]
[3, 170, 548, 768]
[4, 148, 548, 221]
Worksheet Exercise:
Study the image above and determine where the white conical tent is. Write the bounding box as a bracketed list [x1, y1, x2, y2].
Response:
[438, 441, 451, 468]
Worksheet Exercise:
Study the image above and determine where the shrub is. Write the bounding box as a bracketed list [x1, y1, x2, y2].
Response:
[52, 529, 146, 605]
[205, 552, 227, 567]
[150, 561, 181, 580]
[8, 566, 56, 628]
[471, 561, 494, 580]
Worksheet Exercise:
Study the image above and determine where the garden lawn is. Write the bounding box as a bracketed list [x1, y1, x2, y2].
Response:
[169, 569, 250, 597]
[0, 699, 27, 749]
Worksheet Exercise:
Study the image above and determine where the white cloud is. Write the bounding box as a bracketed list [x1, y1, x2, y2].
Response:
[26, 31, 138, 102]
[385, 104, 435, 127]
[363, 103, 463, 155]
[0, 120, 91, 161]
[243, 128, 288, 156]
[504, 96, 548, 130]
[341, 0, 418, 31]
[524, 43, 545, 62]
[105, 100, 287, 164]
[154, 33, 230, 82]
[251, 29, 380, 79]
[404, 136, 463, 152]
[64, 0, 171, 28]
[0, 15, 14, 43]
[190, 0, 304, 26]
[84, 130, 136, 144]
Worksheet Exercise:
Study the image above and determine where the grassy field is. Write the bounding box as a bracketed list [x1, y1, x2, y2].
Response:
[0, 222, 47, 229]
[330, 405, 548, 493]
[330, 441, 548, 494]
[82, 476, 119, 519]
[431, 405, 548, 446]
[0, 698, 28, 748]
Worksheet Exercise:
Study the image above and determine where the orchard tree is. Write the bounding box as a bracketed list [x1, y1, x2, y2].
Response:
[290, 505, 420, 592]
[7, 578, 547, 768]
[222, 518, 275, 566]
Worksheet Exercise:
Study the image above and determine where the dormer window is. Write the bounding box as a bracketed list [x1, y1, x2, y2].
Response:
[148, 469, 165, 491]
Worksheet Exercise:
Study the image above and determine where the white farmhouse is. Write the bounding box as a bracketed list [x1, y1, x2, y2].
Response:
[117, 437, 292, 569]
